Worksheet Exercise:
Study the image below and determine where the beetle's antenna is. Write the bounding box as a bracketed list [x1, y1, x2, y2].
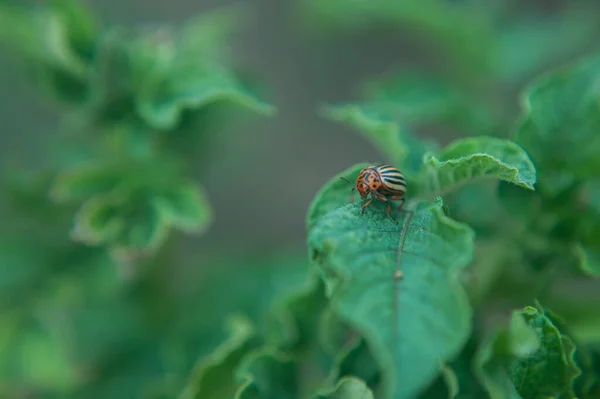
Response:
[339, 176, 352, 185]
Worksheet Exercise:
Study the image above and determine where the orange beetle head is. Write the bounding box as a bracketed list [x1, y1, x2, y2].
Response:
[356, 170, 381, 199]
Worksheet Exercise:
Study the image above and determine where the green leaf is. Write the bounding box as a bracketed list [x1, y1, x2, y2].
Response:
[50, 162, 127, 203]
[52, 159, 213, 257]
[138, 63, 275, 130]
[308, 189, 475, 398]
[474, 309, 540, 399]
[475, 302, 583, 399]
[152, 182, 212, 233]
[0, 1, 97, 101]
[234, 349, 297, 399]
[360, 71, 502, 135]
[306, 163, 369, 231]
[303, 1, 600, 83]
[0, 3, 88, 77]
[439, 365, 459, 399]
[427, 334, 489, 399]
[316, 376, 374, 399]
[414, 136, 536, 199]
[515, 53, 600, 181]
[72, 190, 169, 256]
[322, 104, 438, 173]
[314, 312, 377, 395]
[179, 314, 258, 399]
[303, 0, 495, 77]
[491, 8, 600, 82]
[48, 0, 97, 60]
[86, 8, 274, 131]
[512, 303, 582, 399]
[579, 244, 600, 278]
[165, 249, 312, 388]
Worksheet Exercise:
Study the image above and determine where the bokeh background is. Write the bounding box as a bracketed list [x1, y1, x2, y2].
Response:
[3, 0, 600, 397]
[4, 0, 596, 256]
[1, 0, 417, 255]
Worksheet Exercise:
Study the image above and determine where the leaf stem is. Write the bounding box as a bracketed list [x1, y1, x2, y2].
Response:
[393, 208, 414, 388]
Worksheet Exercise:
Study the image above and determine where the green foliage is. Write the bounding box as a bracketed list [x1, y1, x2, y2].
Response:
[475, 301, 583, 399]
[316, 377, 375, 399]
[2, 1, 600, 398]
[0, 1, 273, 260]
[308, 195, 474, 398]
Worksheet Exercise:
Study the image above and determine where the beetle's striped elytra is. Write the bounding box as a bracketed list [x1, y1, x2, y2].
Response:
[340, 164, 407, 223]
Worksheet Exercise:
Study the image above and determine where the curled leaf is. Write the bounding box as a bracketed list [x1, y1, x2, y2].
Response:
[179, 314, 257, 399]
[475, 302, 583, 399]
[316, 376, 374, 399]
[415, 136, 536, 199]
[234, 349, 297, 399]
[322, 104, 437, 172]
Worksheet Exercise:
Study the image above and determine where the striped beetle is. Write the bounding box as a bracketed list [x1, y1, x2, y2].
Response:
[341, 164, 406, 222]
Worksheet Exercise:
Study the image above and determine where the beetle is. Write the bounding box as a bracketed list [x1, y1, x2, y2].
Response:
[340, 164, 407, 222]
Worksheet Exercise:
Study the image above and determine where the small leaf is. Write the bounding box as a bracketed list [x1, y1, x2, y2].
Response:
[152, 182, 213, 233]
[424, 334, 489, 399]
[512, 303, 582, 399]
[308, 181, 475, 398]
[85, 9, 274, 131]
[138, 63, 275, 130]
[415, 136, 537, 199]
[474, 309, 539, 399]
[50, 163, 126, 203]
[72, 191, 169, 255]
[578, 244, 600, 278]
[234, 349, 297, 399]
[0, 3, 87, 76]
[439, 364, 459, 399]
[475, 302, 584, 399]
[316, 376, 374, 399]
[515, 53, 600, 181]
[179, 314, 258, 399]
[322, 104, 438, 172]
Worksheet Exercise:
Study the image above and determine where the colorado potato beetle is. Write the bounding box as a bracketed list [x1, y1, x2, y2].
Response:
[341, 164, 407, 222]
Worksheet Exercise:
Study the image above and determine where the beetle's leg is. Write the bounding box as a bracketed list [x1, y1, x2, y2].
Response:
[350, 187, 356, 203]
[375, 194, 396, 223]
[386, 195, 406, 212]
[397, 199, 405, 211]
[360, 199, 373, 215]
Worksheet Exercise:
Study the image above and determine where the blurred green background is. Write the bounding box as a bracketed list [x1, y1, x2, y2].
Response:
[3, 0, 600, 252]
[2, 0, 600, 397]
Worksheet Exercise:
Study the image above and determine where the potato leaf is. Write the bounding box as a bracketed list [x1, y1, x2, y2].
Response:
[0, 2, 90, 77]
[308, 173, 475, 399]
[579, 245, 600, 278]
[322, 104, 432, 172]
[234, 349, 298, 399]
[513, 303, 582, 398]
[316, 376, 374, 399]
[475, 302, 583, 399]
[51, 162, 129, 203]
[474, 308, 539, 399]
[88, 12, 274, 131]
[306, 163, 370, 231]
[515, 53, 600, 182]
[179, 314, 258, 399]
[72, 190, 169, 255]
[151, 182, 212, 233]
[70, 180, 212, 258]
[138, 63, 275, 130]
[414, 136, 536, 199]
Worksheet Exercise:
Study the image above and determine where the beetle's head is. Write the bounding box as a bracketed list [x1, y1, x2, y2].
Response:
[357, 180, 370, 199]
[357, 172, 381, 199]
